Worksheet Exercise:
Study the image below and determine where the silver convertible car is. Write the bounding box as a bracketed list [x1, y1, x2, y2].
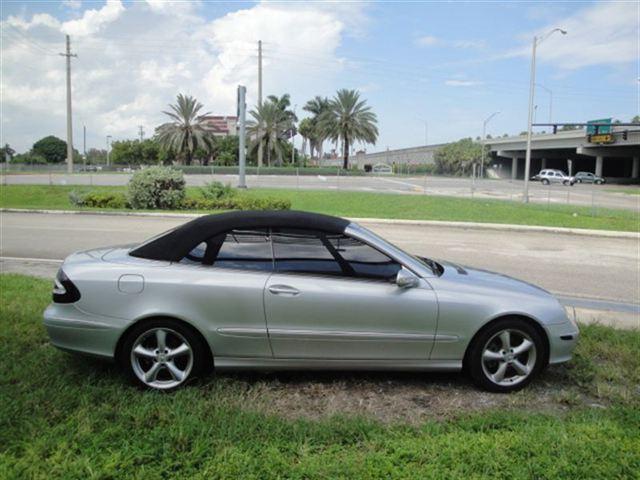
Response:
[44, 211, 578, 393]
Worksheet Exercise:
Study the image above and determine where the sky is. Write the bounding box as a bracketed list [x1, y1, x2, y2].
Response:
[1, 0, 638, 154]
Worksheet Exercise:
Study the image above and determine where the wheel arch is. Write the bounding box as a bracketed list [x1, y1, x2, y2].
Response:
[114, 315, 214, 371]
[462, 314, 550, 371]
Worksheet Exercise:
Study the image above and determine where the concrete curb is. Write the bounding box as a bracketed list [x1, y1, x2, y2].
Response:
[566, 306, 639, 330]
[1, 207, 638, 239]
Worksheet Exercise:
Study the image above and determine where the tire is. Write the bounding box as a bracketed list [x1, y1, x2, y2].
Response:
[577, 179, 582, 183]
[119, 318, 209, 391]
[541, 179, 549, 185]
[595, 180, 602, 185]
[467, 318, 546, 393]
[562, 180, 568, 186]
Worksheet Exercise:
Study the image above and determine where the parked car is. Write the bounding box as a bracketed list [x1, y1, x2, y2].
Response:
[372, 163, 392, 174]
[44, 211, 578, 393]
[537, 169, 575, 186]
[574, 171, 605, 184]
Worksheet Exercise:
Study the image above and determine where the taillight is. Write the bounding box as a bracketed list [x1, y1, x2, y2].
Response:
[53, 269, 81, 304]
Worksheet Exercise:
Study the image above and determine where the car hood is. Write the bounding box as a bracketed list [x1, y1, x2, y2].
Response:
[435, 259, 552, 298]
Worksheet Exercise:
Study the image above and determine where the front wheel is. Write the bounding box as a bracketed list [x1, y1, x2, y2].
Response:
[467, 319, 546, 392]
[119, 319, 208, 391]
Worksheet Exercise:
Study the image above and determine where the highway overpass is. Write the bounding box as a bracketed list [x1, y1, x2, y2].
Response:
[488, 127, 639, 183]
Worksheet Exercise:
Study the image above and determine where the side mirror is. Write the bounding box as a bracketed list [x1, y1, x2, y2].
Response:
[396, 268, 419, 289]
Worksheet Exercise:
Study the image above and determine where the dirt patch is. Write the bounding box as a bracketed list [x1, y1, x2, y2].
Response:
[216, 366, 603, 425]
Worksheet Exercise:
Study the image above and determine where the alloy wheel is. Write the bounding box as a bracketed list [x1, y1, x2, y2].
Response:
[481, 329, 537, 387]
[130, 328, 194, 390]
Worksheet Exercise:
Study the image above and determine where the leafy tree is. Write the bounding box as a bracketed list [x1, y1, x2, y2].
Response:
[110, 139, 161, 166]
[247, 100, 293, 166]
[319, 89, 378, 169]
[303, 95, 330, 161]
[155, 94, 215, 166]
[212, 135, 239, 165]
[32, 135, 68, 163]
[631, 115, 640, 124]
[434, 138, 486, 176]
[11, 152, 47, 164]
[85, 148, 107, 165]
[0, 143, 15, 162]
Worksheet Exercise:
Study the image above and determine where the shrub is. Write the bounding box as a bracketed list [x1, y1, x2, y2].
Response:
[199, 181, 235, 200]
[69, 190, 128, 209]
[127, 166, 185, 209]
[11, 153, 48, 164]
[181, 195, 290, 211]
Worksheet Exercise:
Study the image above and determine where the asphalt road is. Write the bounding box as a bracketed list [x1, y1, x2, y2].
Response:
[1, 212, 638, 311]
[3, 173, 638, 210]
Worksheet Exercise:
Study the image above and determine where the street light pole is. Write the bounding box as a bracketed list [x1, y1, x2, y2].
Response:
[481, 111, 500, 179]
[523, 28, 566, 203]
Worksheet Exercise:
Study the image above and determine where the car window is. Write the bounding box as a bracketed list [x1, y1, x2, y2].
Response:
[213, 229, 273, 271]
[327, 234, 402, 280]
[181, 228, 273, 271]
[272, 228, 401, 281]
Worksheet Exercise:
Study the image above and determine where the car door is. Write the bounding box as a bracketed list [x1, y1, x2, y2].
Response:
[263, 228, 439, 360]
[173, 228, 274, 358]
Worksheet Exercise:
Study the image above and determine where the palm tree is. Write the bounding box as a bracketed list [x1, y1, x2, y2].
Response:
[298, 118, 314, 159]
[267, 94, 298, 122]
[319, 89, 378, 169]
[303, 96, 330, 162]
[155, 94, 214, 166]
[247, 101, 293, 167]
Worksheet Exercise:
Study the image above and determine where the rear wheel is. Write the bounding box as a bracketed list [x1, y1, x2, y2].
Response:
[595, 180, 603, 185]
[467, 318, 545, 392]
[541, 179, 550, 185]
[119, 319, 208, 391]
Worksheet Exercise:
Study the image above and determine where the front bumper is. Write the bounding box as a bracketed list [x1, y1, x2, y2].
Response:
[43, 304, 126, 360]
[545, 321, 580, 365]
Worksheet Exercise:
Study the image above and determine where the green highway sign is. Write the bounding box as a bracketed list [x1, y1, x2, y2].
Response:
[586, 118, 612, 135]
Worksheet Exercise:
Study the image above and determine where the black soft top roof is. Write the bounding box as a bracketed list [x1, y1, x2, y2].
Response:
[129, 210, 350, 261]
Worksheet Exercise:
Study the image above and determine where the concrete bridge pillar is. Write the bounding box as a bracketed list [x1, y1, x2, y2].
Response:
[511, 157, 518, 180]
[540, 158, 546, 170]
[595, 156, 603, 177]
[632, 157, 639, 179]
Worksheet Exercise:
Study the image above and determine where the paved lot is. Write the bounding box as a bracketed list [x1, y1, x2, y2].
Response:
[3, 173, 638, 210]
[1, 212, 638, 311]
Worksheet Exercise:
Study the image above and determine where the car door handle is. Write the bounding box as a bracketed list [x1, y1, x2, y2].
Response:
[268, 285, 300, 296]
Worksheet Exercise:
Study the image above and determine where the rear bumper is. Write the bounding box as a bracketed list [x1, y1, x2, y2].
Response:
[545, 321, 580, 365]
[43, 304, 125, 359]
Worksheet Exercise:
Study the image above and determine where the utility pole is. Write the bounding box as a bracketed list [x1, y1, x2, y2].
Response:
[237, 85, 247, 188]
[83, 125, 86, 166]
[257, 40, 263, 168]
[60, 34, 77, 174]
[291, 104, 297, 165]
[138, 125, 144, 142]
[106, 135, 112, 166]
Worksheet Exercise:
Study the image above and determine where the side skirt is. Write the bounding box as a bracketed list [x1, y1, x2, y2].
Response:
[214, 357, 462, 372]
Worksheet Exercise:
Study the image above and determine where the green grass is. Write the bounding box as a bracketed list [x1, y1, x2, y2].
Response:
[1, 184, 639, 232]
[1, 274, 639, 478]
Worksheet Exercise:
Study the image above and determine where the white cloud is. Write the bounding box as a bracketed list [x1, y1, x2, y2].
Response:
[444, 79, 482, 87]
[415, 35, 439, 47]
[61, 0, 125, 37]
[0, 1, 367, 151]
[509, 2, 638, 69]
[62, 0, 82, 10]
[416, 35, 486, 49]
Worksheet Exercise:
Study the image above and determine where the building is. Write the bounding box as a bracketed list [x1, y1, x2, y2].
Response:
[201, 116, 237, 137]
[489, 126, 639, 183]
[354, 143, 446, 170]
